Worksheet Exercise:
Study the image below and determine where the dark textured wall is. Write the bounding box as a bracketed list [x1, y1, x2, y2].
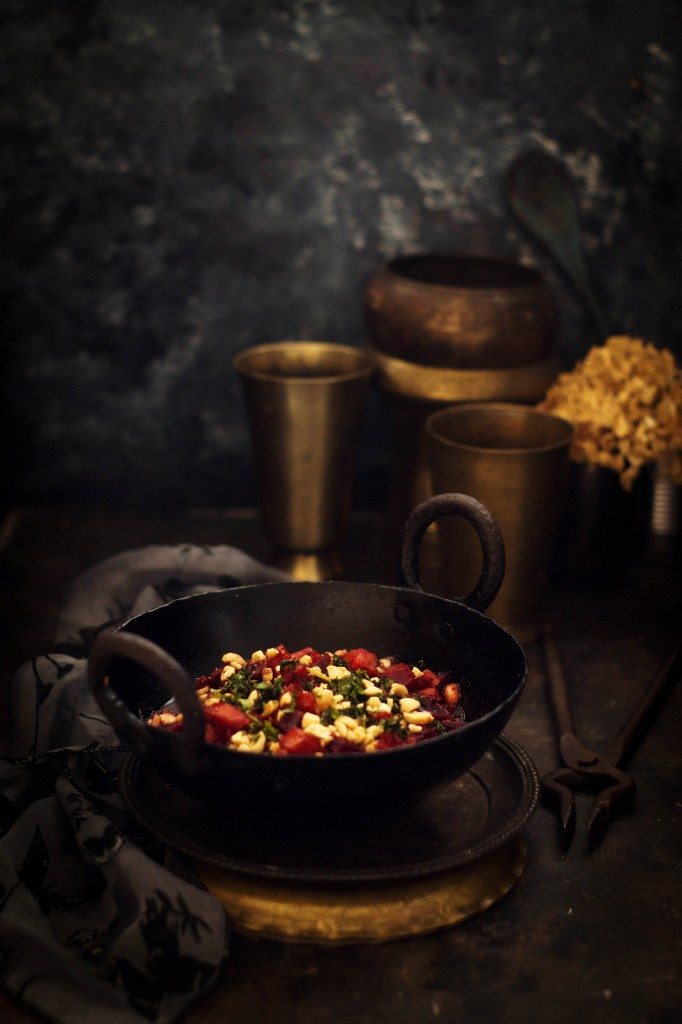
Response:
[2, 0, 680, 509]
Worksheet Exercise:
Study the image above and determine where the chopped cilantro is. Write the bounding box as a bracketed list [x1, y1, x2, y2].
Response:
[335, 671, 369, 702]
[255, 680, 282, 703]
[219, 666, 256, 701]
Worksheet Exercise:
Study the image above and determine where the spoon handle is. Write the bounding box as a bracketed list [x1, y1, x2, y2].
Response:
[506, 151, 609, 341]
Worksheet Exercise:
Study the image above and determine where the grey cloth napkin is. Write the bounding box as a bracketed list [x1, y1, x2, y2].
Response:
[0, 544, 288, 1024]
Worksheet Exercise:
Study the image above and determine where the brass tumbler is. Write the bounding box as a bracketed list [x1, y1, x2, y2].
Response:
[426, 403, 573, 643]
[234, 341, 375, 580]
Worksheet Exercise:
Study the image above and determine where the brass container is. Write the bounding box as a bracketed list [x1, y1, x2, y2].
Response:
[365, 254, 559, 370]
[234, 342, 375, 580]
[364, 255, 560, 541]
[194, 837, 526, 944]
[426, 403, 573, 644]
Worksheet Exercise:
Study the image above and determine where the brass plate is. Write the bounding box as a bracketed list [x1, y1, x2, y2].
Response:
[194, 836, 526, 944]
[373, 349, 560, 403]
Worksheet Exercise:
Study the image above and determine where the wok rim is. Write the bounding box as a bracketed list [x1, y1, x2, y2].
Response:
[114, 579, 528, 764]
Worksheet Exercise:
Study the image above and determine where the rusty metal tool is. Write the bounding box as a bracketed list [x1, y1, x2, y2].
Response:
[541, 626, 681, 851]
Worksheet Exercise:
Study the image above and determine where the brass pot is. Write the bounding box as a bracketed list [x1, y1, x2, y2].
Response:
[426, 403, 573, 643]
[365, 255, 560, 538]
[365, 254, 558, 370]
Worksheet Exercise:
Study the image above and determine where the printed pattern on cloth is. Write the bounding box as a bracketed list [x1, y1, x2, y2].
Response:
[0, 544, 287, 1024]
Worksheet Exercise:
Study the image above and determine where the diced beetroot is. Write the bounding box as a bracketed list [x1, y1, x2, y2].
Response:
[441, 716, 465, 732]
[204, 702, 250, 741]
[195, 666, 222, 688]
[345, 648, 379, 675]
[418, 668, 440, 688]
[277, 710, 303, 733]
[265, 645, 288, 668]
[418, 696, 450, 722]
[247, 660, 265, 682]
[327, 737, 364, 753]
[204, 723, 220, 744]
[278, 728, 321, 755]
[376, 732, 406, 749]
[312, 652, 332, 670]
[414, 686, 439, 700]
[281, 663, 311, 687]
[295, 690, 317, 714]
[384, 662, 416, 688]
[367, 710, 391, 720]
[289, 647, 316, 660]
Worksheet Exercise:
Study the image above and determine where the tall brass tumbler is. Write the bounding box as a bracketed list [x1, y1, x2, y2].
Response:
[234, 341, 375, 581]
[426, 403, 573, 643]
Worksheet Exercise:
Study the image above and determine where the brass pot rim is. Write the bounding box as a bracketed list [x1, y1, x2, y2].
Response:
[234, 341, 375, 384]
[426, 402, 574, 456]
[383, 253, 547, 295]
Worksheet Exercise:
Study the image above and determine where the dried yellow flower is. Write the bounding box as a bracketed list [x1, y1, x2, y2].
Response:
[538, 336, 682, 490]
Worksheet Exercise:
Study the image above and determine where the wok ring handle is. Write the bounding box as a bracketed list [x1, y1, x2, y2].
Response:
[88, 632, 205, 769]
[398, 493, 505, 613]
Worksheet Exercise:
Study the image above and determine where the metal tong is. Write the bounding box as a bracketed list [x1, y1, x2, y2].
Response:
[541, 626, 681, 851]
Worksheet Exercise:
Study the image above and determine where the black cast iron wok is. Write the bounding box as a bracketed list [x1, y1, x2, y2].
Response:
[88, 494, 526, 813]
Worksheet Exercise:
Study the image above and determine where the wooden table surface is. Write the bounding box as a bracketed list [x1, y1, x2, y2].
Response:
[1, 507, 680, 1024]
